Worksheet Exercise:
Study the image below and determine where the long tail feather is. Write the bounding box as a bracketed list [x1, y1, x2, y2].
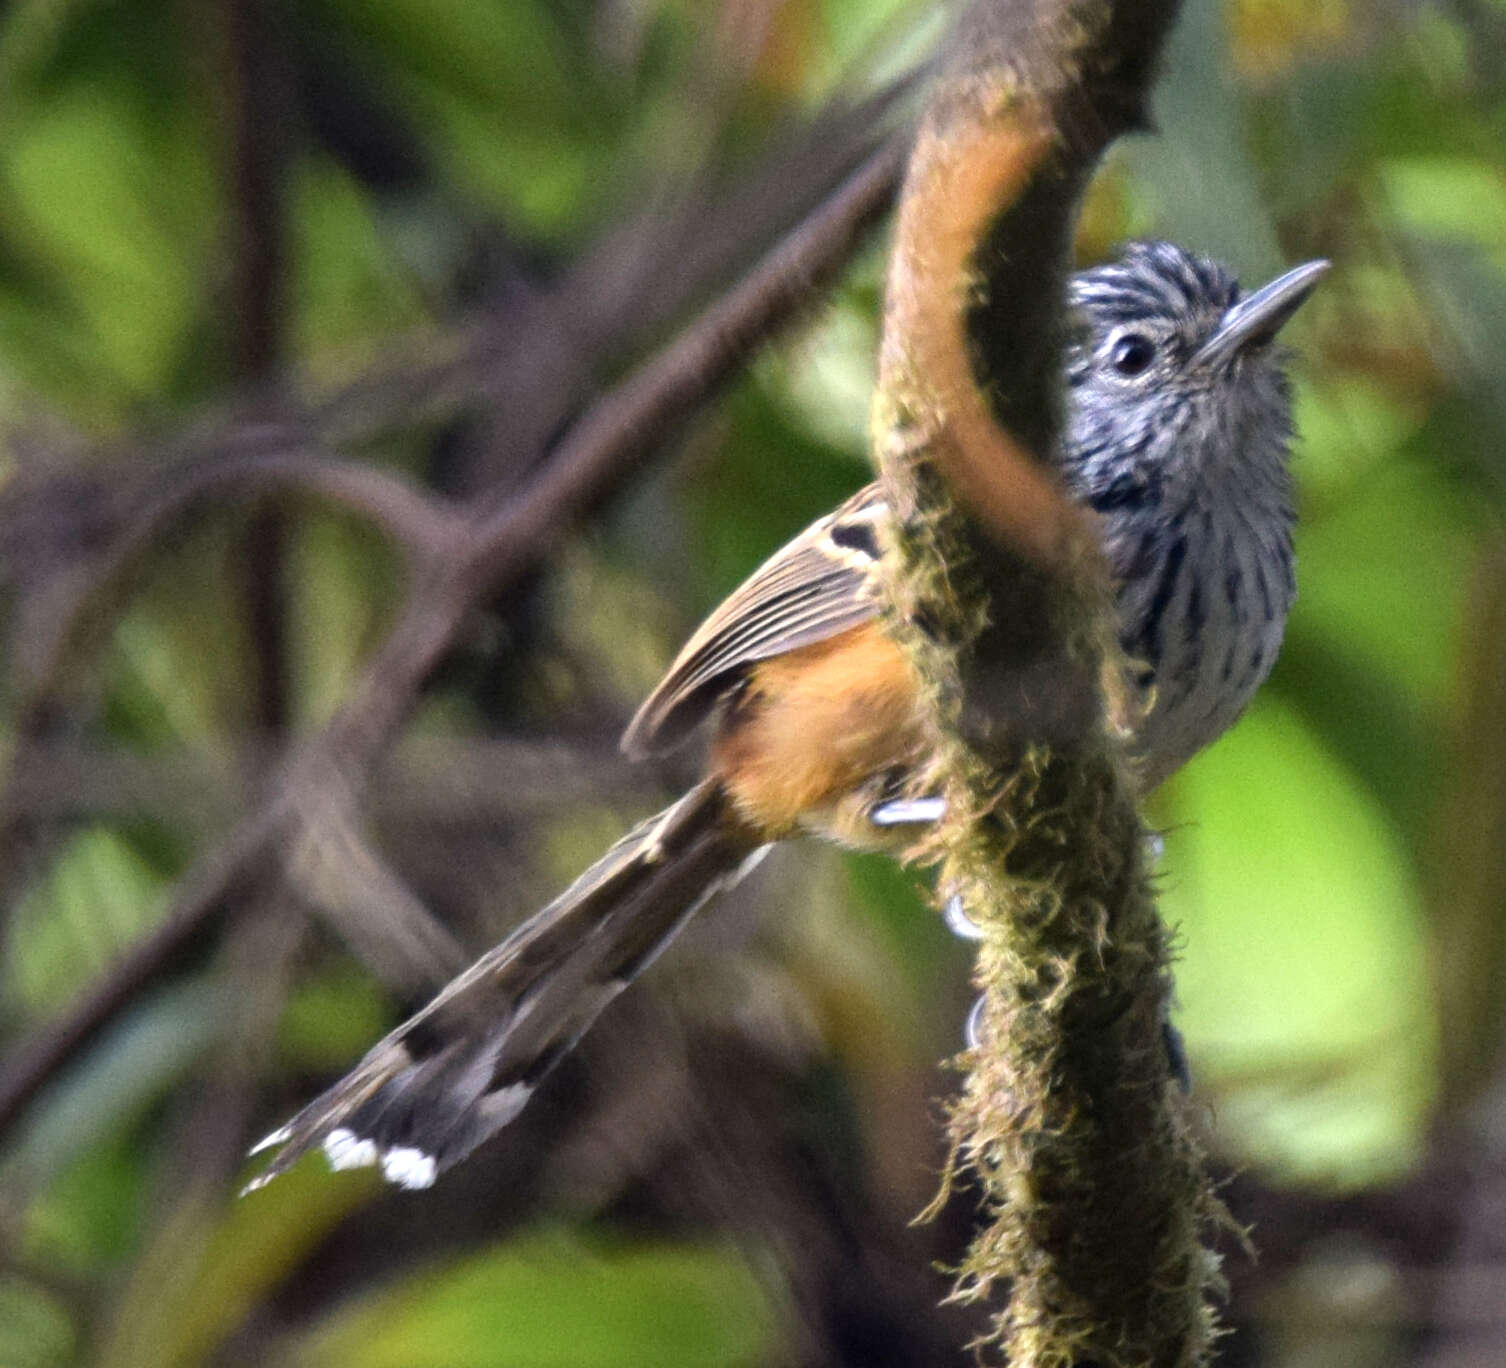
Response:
[245, 781, 761, 1192]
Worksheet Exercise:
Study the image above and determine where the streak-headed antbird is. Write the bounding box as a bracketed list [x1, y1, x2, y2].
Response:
[247, 241, 1327, 1193]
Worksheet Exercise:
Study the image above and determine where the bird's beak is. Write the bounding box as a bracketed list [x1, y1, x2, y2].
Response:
[1192, 258, 1330, 368]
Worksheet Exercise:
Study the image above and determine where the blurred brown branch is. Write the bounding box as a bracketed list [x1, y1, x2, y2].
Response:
[0, 81, 910, 713]
[2, 735, 641, 829]
[5, 449, 468, 709]
[0, 130, 905, 1141]
[222, 0, 296, 743]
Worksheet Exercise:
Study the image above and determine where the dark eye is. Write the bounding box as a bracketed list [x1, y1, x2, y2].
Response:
[1109, 333, 1155, 376]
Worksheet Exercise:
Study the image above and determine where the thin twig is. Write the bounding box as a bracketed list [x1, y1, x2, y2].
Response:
[1, 736, 638, 827]
[0, 84, 910, 505]
[0, 135, 906, 1142]
[467, 141, 906, 576]
[9, 448, 467, 708]
[0, 87, 910, 719]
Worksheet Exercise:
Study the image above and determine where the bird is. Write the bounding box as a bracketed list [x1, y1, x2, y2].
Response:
[245, 240, 1327, 1193]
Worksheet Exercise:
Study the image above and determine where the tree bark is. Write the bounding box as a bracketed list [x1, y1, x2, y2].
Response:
[871, 2, 1228, 1362]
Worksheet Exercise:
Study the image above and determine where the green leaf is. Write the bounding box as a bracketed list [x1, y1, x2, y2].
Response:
[291, 159, 428, 372]
[678, 372, 866, 616]
[0, 73, 213, 405]
[1276, 448, 1483, 837]
[4, 981, 221, 1195]
[765, 272, 883, 454]
[20, 1133, 143, 1277]
[6, 828, 168, 1015]
[307, 0, 609, 234]
[285, 508, 403, 727]
[311, 0, 573, 114]
[842, 848, 954, 1037]
[106, 523, 262, 746]
[1290, 376, 1424, 510]
[0, 1276, 75, 1368]
[1292, 454, 1480, 718]
[1380, 157, 1506, 262]
[276, 963, 392, 1070]
[96, 1158, 378, 1368]
[1151, 698, 1437, 1186]
[283, 1231, 775, 1368]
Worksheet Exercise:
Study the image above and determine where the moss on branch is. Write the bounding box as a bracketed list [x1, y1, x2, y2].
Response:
[870, 1, 1229, 1362]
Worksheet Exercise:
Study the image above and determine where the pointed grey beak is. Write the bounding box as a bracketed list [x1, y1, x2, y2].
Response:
[1192, 259, 1330, 368]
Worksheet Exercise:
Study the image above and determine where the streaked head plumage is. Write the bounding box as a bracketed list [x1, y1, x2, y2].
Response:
[1062, 241, 1324, 517]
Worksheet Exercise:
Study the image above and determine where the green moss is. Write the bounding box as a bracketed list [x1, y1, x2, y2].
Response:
[868, 48, 1225, 1359]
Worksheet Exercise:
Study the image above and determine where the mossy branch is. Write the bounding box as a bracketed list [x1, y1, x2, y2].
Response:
[871, 2, 1229, 1363]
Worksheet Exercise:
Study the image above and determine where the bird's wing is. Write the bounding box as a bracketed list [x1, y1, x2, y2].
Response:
[621, 485, 887, 758]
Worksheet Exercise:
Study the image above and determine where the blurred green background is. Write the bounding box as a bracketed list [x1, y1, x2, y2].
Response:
[1, 0, 1504, 1364]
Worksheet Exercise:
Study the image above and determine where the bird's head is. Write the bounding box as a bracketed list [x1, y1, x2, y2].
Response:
[1062, 240, 1328, 521]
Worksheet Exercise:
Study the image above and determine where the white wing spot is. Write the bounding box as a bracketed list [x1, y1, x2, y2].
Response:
[324, 1128, 379, 1172]
[381, 1146, 438, 1189]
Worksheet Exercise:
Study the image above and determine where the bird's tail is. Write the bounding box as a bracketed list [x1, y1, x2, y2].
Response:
[245, 780, 763, 1192]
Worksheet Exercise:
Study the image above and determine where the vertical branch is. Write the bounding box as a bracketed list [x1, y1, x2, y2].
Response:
[224, 0, 294, 731]
[161, 0, 303, 1197]
[225, 0, 290, 380]
[871, 1, 1226, 1363]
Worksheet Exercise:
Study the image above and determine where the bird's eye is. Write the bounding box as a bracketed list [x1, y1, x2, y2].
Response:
[1109, 333, 1156, 376]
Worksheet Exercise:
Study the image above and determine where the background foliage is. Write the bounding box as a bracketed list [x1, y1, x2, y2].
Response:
[1, 0, 1504, 1364]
